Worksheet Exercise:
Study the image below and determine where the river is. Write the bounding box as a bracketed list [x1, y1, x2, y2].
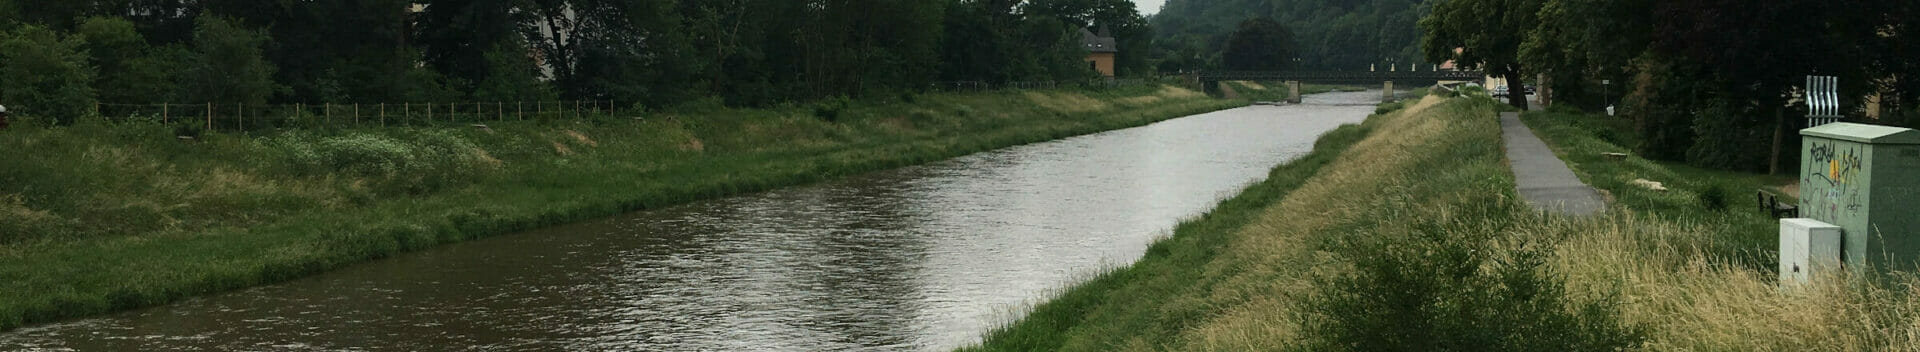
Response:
[0, 91, 1382, 351]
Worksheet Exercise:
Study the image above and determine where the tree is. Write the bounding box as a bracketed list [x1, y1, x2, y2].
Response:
[1026, 0, 1152, 75]
[471, 37, 555, 103]
[1221, 17, 1296, 71]
[178, 15, 281, 105]
[0, 24, 96, 123]
[414, 0, 529, 95]
[77, 16, 180, 104]
[1422, 0, 1542, 109]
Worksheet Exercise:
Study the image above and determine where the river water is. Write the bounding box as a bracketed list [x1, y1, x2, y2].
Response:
[0, 91, 1380, 351]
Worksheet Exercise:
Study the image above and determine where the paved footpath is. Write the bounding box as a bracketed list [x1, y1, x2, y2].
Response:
[1500, 111, 1606, 216]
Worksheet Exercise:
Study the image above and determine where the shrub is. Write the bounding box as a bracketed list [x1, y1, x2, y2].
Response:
[812, 95, 852, 122]
[1299, 201, 1646, 351]
[1697, 181, 1732, 211]
[267, 130, 497, 194]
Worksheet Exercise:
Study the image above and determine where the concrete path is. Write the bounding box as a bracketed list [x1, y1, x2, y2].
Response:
[1500, 112, 1606, 216]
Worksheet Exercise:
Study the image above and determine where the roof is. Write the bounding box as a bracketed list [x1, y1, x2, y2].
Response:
[1802, 122, 1920, 144]
[1080, 28, 1117, 53]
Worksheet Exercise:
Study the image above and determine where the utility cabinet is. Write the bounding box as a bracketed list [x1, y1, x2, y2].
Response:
[1799, 123, 1920, 270]
[1780, 218, 1843, 285]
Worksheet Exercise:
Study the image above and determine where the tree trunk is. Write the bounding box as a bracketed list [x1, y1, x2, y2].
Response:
[1770, 106, 1785, 175]
[1504, 71, 1530, 110]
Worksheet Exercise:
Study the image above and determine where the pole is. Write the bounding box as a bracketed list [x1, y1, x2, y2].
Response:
[429, 102, 434, 123]
[498, 102, 503, 122]
[206, 102, 213, 131]
[163, 103, 170, 123]
[380, 103, 386, 127]
[517, 101, 523, 121]
[238, 103, 244, 131]
[405, 102, 411, 123]
[575, 100, 581, 121]
[354, 104, 360, 126]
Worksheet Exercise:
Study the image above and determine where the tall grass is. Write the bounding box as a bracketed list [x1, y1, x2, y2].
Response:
[966, 94, 1920, 350]
[1523, 110, 1920, 350]
[0, 85, 1243, 331]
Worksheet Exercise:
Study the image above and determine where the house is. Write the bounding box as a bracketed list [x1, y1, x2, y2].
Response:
[1081, 27, 1118, 77]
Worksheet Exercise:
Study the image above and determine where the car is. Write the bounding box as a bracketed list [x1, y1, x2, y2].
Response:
[1492, 85, 1509, 97]
[1524, 84, 1537, 95]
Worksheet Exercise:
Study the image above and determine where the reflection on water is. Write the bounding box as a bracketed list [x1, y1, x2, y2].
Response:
[0, 91, 1381, 351]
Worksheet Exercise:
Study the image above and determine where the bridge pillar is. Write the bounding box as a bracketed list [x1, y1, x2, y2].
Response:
[1383, 81, 1396, 103]
[1287, 81, 1303, 104]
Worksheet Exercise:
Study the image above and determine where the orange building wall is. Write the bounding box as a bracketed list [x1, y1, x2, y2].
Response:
[1087, 53, 1116, 77]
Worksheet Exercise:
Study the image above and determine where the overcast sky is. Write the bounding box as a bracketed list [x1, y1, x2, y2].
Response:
[1133, 0, 1166, 15]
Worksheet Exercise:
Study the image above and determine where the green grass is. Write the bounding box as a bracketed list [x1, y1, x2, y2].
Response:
[1519, 108, 1793, 270]
[0, 85, 1242, 331]
[967, 95, 1920, 351]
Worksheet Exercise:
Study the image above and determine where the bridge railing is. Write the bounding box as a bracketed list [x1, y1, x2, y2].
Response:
[1195, 70, 1485, 82]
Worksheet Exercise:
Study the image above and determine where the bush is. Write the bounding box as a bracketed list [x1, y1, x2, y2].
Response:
[1697, 181, 1732, 211]
[1685, 101, 1772, 172]
[1375, 101, 1407, 115]
[812, 95, 852, 122]
[268, 130, 497, 194]
[1299, 200, 1646, 351]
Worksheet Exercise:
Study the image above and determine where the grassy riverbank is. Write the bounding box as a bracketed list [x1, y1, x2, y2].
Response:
[966, 95, 1920, 350]
[0, 85, 1241, 331]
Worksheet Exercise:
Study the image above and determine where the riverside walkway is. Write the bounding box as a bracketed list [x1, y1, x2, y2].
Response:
[1500, 111, 1606, 216]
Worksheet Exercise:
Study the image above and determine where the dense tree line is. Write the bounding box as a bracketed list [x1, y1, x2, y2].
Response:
[1423, 0, 1920, 173]
[1150, 0, 1427, 72]
[0, 0, 1151, 121]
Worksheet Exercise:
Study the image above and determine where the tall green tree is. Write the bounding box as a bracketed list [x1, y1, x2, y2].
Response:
[1220, 17, 1296, 71]
[0, 24, 96, 123]
[76, 16, 181, 104]
[471, 37, 554, 103]
[1422, 0, 1541, 110]
[1150, 0, 1428, 72]
[414, 0, 528, 96]
[177, 15, 280, 105]
[1026, 0, 1152, 75]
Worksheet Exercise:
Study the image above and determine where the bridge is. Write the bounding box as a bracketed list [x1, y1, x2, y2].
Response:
[1194, 70, 1484, 103]
[1196, 70, 1484, 85]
